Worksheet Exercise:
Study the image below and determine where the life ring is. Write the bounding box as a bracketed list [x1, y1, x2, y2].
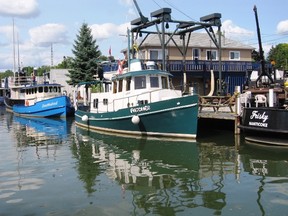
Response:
[25, 100, 29, 106]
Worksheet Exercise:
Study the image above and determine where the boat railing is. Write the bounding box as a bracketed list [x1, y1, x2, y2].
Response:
[102, 84, 194, 113]
[9, 76, 48, 87]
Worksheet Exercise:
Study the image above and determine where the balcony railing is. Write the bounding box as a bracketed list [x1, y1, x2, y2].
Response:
[102, 60, 263, 73]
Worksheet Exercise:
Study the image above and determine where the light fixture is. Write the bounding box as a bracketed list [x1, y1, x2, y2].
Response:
[165, 22, 169, 29]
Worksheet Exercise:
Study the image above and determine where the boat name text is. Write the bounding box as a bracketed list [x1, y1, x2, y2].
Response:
[130, 105, 151, 113]
[249, 111, 268, 122]
[248, 110, 269, 128]
[248, 121, 268, 127]
[42, 101, 58, 108]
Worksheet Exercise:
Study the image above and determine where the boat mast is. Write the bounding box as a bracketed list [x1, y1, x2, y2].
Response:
[12, 18, 16, 75]
[253, 5, 273, 85]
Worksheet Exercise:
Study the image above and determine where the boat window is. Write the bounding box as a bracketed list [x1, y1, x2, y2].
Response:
[39, 87, 43, 93]
[54, 87, 58, 92]
[44, 86, 48, 93]
[126, 77, 131, 91]
[161, 76, 168, 89]
[150, 76, 159, 88]
[135, 76, 146, 89]
[118, 80, 123, 92]
[103, 98, 108, 105]
[113, 81, 117, 93]
[93, 98, 98, 109]
[49, 86, 53, 92]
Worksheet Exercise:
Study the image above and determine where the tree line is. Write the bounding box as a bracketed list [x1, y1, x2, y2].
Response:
[1, 23, 288, 84]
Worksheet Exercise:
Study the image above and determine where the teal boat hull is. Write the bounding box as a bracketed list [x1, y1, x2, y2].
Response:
[75, 95, 198, 139]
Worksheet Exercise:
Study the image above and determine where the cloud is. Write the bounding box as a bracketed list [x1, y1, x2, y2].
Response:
[277, 20, 288, 34]
[0, 0, 40, 18]
[90, 22, 130, 41]
[0, 25, 16, 45]
[222, 20, 254, 39]
[119, 0, 133, 6]
[29, 24, 69, 47]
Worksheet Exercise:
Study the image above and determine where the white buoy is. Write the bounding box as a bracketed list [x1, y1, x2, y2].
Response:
[131, 115, 140, 124]
[82, 115, 88, 122]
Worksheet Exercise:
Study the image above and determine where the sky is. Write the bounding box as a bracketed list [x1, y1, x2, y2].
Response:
[0, 0, 287, 72]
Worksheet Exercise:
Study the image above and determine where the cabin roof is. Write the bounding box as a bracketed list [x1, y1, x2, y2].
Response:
[112, 70, 172, 81]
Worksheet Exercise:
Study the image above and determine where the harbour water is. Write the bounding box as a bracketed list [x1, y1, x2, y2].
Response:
[0, 106, 287, 216]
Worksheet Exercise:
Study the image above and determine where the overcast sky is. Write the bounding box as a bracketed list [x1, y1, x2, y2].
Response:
[0, 0, 287, 71]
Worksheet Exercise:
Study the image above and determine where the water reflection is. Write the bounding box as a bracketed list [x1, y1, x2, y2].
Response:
[0, 115, 73, 206]
[1, 110, 287, 215]
[74, 127, 240, 215]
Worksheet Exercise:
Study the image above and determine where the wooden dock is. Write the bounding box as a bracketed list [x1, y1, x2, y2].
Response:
[198, 93, 241, 134]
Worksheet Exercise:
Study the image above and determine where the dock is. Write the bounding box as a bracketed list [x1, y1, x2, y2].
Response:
[198, 93, 241, 134]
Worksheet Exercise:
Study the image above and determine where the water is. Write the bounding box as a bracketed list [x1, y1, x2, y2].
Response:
[0, 106, 288, 216]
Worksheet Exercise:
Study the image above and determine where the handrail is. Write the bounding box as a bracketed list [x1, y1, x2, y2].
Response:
[89, 84, 188, 113]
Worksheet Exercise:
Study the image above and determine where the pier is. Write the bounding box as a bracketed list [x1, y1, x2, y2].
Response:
[198, 87, 242, 135]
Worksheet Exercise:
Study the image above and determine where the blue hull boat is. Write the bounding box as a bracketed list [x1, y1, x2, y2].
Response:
[13, 95, 75, 118]
[4, 71, 75, 118]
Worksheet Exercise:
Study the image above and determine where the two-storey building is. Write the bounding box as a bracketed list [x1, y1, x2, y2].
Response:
[134, 32, 255, 95]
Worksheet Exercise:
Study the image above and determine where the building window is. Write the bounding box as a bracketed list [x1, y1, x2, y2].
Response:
[206, 50, 217, 60]
[229, 51, 240, 60]
[150, 50, 160, 60]
[192, 48, 200, 60]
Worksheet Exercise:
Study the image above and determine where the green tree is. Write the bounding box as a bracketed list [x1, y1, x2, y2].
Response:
[0, 70, 13, 80]
[67, 23, 101, 86]
[56, 56, 74, 69]
[267, 43, 288, 70]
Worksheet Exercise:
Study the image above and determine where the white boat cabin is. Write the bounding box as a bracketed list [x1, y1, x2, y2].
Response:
[8, 75, 65, 106]
[87, 59, 183, 113]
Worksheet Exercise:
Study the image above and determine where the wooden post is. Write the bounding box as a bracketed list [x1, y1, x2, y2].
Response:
[234, 86, 241, 135]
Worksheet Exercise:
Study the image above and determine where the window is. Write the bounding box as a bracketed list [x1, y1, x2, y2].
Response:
[206, 50, 217, 60]
[161, 76, 168, 89]
[229, 51, 240, 60]
[134, 76, 146, 89]
[93, 98, 98, 109]
[192, 48, 200, 60]
[118, 80, 123, 92]
[103, 98, 108, 105]
[113, 81, 117, 93]
[150, 76, 159, 88]
[149, 50, 162, 60]
[126, 77, 131, 91]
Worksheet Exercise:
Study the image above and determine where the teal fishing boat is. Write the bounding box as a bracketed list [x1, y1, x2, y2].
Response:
[75, 59, 199, 140]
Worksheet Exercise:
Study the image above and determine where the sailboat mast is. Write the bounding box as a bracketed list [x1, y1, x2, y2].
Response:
[17, 33, 20, 72]
[12, 18, 16, 75]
